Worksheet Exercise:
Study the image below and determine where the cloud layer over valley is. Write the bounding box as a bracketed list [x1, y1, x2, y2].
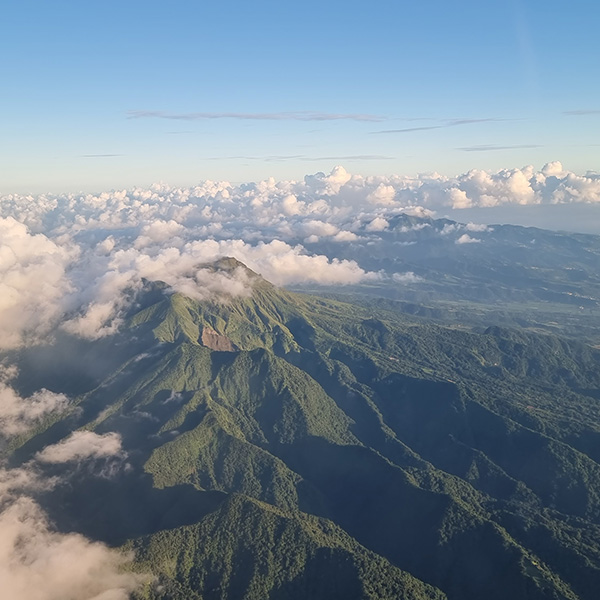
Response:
[0, 419, 142, 600]
[1, 163, 599, 347]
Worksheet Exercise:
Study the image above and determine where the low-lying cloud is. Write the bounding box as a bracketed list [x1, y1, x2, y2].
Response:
[36, 431, 124, 464]
[0, 395, 142, 600]
[1, 162, 599, 345]
[0, 496, 141, 600]
[0, 382, 69, 438]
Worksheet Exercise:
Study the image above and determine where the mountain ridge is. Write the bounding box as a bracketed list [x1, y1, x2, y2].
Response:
[4, 261, 600, 599]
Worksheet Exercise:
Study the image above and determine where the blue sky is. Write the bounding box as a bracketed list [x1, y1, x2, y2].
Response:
[2, 0, 599, 193]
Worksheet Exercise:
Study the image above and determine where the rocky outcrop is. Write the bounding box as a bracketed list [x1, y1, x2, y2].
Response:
[200, 327, 238, 352]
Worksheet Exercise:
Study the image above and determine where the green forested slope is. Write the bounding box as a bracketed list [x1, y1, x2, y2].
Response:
[7, 263, 600, 600]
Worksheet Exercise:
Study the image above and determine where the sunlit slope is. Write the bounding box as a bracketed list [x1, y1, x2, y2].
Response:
[8, 263, 600, 600]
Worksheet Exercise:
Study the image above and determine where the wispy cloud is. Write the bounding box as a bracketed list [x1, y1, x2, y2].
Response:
[301, 154, 394, 161]
[127, 110, 385, 122]
[372, 118, 506, 134]
[81, 154, 123, 158]
[205, 155, 305, 162]
[563, 109, 600, 116]
[206, 154, 394, 162]
[457, 144, 541, 152]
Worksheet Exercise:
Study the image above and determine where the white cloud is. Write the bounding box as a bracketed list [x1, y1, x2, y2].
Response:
[441, 223, 459, 235]
[0, 424, 143, 600]
[0, 382, 70, 438]
[303, 220, 339, 237]
[465, 222, 492, 232]
[396, 222, 430, 233]
[456, 234, 481, 244]
[0, 496, 143, 600]
[281, 194, 304, 216]
[1, 163, 599, 343]
[210, 240, 376, 286]
[542, 160, 565, 177]
[36, 431, 124, 464]
[392, 272, 423, 283]
[332, 230, 359, 242]
[365, 217, 389, 232]
[0, 218, 75, 349]
[367, 184, 396, 205]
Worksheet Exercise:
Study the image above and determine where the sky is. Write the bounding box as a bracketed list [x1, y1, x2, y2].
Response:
[1, 0, 599, 194]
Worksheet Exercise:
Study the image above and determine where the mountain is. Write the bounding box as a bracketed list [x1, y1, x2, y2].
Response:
[295, 213, 600, 344]
[309, 213, 600, 305]
[5, 258, 600, 600]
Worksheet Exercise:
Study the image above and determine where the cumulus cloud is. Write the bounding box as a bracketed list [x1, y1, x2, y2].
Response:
[1, 163, 598, 343]
[365, 217, 389, 232]
[0, 418, 142, 600]
[0, 218, 75, 349]
[0, 382, 70, 438]
[0, 496, 142, 600]
[367, 184, 396, 205]
[465, 222, 492, 232]
[36, 431, 124, 464]
[392, 272, 423, 283]
[332, 230, 359, 242]
[395, 222, 430, 234]
[456, 234, 481, 244]
[441, 222, 490, 238]
[303, 220, 339, 237]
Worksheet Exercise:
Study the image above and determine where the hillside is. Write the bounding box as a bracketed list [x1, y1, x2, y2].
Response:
[5, 259, 600, 600]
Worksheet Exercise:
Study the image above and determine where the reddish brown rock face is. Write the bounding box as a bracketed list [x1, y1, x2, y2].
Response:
[200, 327, 238, 352]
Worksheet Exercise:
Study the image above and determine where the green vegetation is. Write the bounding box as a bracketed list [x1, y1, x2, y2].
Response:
[5, 260, 600, 600]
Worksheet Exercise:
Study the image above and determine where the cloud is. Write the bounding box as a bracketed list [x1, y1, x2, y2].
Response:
[208, 240, 377, 286]
[367, 184, 396, 205]
[127, 110, 385, 122]
[465, 222, 492, 232]
[458, 144, 541, 152]
[456, 234, 481, 244]
[0, 396, 143, 600]
[303, 220, 339, 237]
[396, 222, 430, 233]
[563, 109, 600, 116]
[0, 381, 70, 438]
[392, 272, 423, 283]
[0, 496, 143, 600]
[61, 235, 378, 339]
[332, 230, 359, 242]
[442, 222, 491, 237]
[81, 154, 124, 158]
[1, 163, 599, 343]
[372, 118, 506, 134]
[365, 217, 389, 232]
[36, 431, 124, 464]
[0, 218, 75, 349]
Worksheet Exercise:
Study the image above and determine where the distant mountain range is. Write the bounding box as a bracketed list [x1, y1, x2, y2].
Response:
[6, 256, 600, 600]
[305, 213, 600, 306]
